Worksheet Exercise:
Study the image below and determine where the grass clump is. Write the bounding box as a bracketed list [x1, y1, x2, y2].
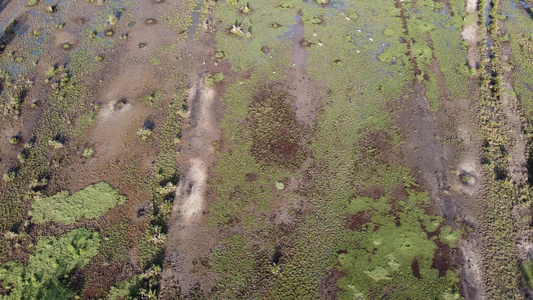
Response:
[0, 71, 33, 119]
[45, 66, 60, 79]
[0, 229, 99, 299]
[27, 0, 37, 6]
[206, 72, 225, 85]
[82, 147, 94, 158]
[275, 181, 285, 190]
[145, 91, 164, 107]
[30, 182, 126, 224]
[137, 127, 152, 141]
[9, 136, 20, 144]
[2, 171, 15, 182]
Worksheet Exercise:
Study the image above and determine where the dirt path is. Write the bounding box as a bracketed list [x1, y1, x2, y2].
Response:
[286, 11, 322, 125]
[462, 0, 481, 68]
[160, 10, 222, 295]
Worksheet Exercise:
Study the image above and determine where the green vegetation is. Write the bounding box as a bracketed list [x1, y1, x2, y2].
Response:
[145, 91, 164, 107]
[520, 261, 533, 288]
[337, 193, 460, 299]
[45, 66, 60, 78]
[72, 111, 96, 136]
[275, 181, 285, 190]
[205, 72, 224, 85]
[0, 229, 100, 299]
[82, 147, 94, 158]
[204, 0, 467, 297]
[137, 127, 152, 141]
[0, 0, 531, 297]
[9, 136, 19, 144]
[30, 182, 126, 224]
[0, 71, 32, 119]
[150, 56, 161, 66]
[2, 171, 15, 182]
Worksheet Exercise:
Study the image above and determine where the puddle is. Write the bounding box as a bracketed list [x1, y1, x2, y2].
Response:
[484, 0, 493, 27]
[307, 0, 347, 9]
[518, 0, 533, 19]
[27, 9, 39, 17]
[289, 12, 306, 69]
[3, 64, 26, 76]
[519, 0, 532, 10]
[376, 42, 391, 56]
[0, 0, 25, 36]
[186, 0, 203, 43]
[12, 22, 29, 36]
[30, 49, 42, 57]
[484, 0, 493, 54]
[127, 21, 137, 28]
[282, 12, 303, 40]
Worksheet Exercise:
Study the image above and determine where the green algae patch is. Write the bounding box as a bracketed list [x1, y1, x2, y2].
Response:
[337, 191, 461, 299]
[31, 182, 126, 224]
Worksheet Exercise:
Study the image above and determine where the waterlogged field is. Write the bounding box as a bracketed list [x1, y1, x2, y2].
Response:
[0, 0, 532, 299]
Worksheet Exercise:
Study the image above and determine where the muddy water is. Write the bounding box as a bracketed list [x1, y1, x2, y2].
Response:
[186, 0, 203, 44]
[289, 12, 305, 69]
[0, 0, 25, 35]
[485, 0, 494, 53]
[286, 11, 322, 124]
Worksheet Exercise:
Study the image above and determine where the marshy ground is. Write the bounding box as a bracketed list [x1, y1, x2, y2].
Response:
[1, 0, 533, 299]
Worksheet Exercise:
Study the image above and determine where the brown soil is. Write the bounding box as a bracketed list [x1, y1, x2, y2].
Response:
[346, 210, 372, 231]
[361, 185, 385, 200]
[358, 130, 395, 166]
[319, 269, 345, 300]
[248, 83, 306, 169]
[411, 258, 422, 279]
[245, 172, 259, 182]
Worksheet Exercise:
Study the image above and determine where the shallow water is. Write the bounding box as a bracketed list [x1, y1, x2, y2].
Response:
[186, 0, 203, 43]
[485, 0, 493, 53]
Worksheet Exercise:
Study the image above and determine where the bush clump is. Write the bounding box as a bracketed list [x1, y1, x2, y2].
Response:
[0, 228, 100, 299]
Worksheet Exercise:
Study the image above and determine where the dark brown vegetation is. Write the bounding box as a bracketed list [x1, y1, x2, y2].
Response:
[248, 83, 306, 169]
